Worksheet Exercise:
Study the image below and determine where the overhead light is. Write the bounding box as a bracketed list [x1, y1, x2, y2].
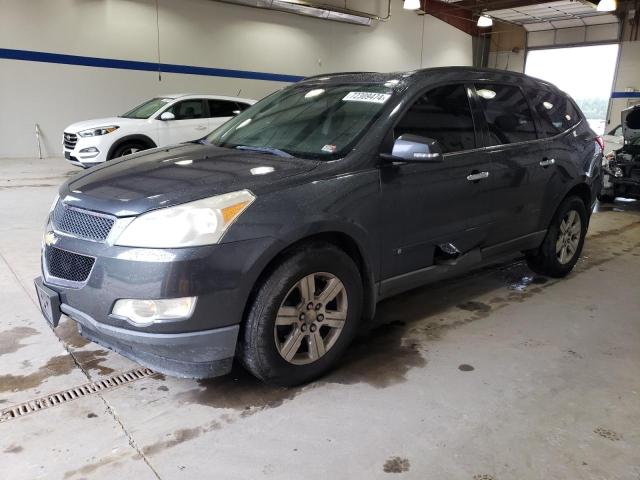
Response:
[477, 14, 493, 27]
[596, 0, 616, 12]
[403, 0, 421, 10]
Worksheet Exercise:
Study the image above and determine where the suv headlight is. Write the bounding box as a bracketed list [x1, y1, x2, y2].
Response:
[78, 126, 119, 137]
[115, 190, 255, 248]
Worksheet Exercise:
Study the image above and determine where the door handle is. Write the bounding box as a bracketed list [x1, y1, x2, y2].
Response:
[466, 171, 490, 182]
[539, 158, 556, 167]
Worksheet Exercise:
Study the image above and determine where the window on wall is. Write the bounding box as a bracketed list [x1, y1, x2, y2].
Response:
[525, 44, 619, 135]
[394, 84, 476, 153]
[475, 84, 537, 145]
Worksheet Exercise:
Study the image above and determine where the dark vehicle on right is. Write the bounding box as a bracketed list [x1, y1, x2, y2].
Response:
[600, 105, 640, 202]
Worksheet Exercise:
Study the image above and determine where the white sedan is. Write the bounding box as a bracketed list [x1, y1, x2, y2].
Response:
[62, 94, 256, 168]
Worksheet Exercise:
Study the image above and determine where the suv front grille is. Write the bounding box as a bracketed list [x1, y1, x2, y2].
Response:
[52, 202, 115, 242]
[45, 246, 95, 283]
[63, 132, 77, 150]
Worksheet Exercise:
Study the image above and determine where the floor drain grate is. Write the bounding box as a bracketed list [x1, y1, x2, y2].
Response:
[0, 367, 154, 423]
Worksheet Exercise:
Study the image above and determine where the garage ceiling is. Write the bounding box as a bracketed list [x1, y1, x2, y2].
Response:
[484, 0, 618, 30]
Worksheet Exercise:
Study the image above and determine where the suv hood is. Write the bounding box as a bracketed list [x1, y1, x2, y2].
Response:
[64, 117, 147, 133]
[60, 143, 320, 216]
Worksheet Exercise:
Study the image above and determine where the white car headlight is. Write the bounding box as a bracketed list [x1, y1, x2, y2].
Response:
[115, 190, 255, 248]
[78, 126, 119, 137]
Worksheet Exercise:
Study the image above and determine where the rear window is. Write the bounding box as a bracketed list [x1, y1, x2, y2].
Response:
[525, 89, 581, 137]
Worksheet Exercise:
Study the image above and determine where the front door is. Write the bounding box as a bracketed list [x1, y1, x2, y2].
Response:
[158, 99, 209, 146]
[379, 84, 495, 281]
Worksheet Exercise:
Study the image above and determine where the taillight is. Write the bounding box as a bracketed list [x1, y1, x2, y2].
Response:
[595, 136, 605, 152]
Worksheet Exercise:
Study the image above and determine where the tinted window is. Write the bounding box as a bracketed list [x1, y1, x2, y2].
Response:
[525, 89, 581, 137]
[208, 100, 241, 118]
[395, 84, 475, 153]
[166, 100, 205, 120]
[476, 84, 537, 145]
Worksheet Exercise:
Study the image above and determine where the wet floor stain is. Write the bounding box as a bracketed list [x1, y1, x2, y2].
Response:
[473, 474, 496, 480]
[594, 427, 622, 441]
[3, 444, 23, 454]
[87, 413, 97, 418]
[55, 320, 89, 349]
[458, 364, 475, 371]
[0, 326, 39, 356]
[457, 301, 491, 313]
[0, 349, 111, 393]
[142, 420, 222, 456]
[157, 385, 169, 392]
[383, 456, 410, 473]
[326, 320, 426, 388]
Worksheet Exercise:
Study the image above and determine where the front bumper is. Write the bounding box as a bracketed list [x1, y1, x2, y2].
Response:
[38, 232, 278, 378]
[60, 301, 238, 378]
[63, 133, 111, 167]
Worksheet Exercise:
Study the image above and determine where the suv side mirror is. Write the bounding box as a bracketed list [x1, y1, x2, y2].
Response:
[381, 134, 443, 163]
[160, 111, 176, 121]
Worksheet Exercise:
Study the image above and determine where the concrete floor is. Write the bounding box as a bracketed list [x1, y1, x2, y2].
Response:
[1, 158, 639, 480]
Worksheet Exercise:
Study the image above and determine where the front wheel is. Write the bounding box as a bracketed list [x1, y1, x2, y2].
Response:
[525, 196, 588, 278]
[239, 242, 363, 386]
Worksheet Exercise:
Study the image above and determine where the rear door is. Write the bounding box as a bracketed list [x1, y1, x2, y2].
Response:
[158, 99, 209, 145]
[379, 83, 495, 280]
[472, 83, 545, 244]
[207, 99, 244, 131]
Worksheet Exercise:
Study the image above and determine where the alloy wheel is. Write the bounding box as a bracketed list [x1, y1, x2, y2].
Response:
[274, 272, 348, 365]
[556, 209, 582, 264]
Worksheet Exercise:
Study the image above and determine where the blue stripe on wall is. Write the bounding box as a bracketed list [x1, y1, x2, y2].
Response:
[611, 91, 640, 99]
[0, 48, 305, 83]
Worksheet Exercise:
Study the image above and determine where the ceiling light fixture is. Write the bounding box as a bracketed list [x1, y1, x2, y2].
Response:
[596, 0, 616, 12]
[403, 0, 421, 10]
[477, 14, 493, 27]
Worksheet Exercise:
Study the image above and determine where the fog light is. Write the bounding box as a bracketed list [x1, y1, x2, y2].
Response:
[112, 297, 197, 326]
[78, 147, 100, 158]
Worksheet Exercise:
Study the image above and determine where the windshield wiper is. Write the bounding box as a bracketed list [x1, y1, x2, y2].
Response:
[235, 145, 293, 158]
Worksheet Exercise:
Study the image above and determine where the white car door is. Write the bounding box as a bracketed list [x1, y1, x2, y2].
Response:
[158, 99, 209, 146]
[206, 99, 248, 131]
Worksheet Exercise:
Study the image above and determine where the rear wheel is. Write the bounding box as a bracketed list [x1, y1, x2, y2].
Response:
[240, 242, 363, 386]
[526, 196, 588, 278]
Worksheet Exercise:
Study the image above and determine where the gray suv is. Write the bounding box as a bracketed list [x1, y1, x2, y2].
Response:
[35, 67, 603, 386]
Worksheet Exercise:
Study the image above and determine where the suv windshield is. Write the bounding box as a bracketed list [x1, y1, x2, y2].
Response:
[206, 84, 394, 160]
[121, 98, 172, 119]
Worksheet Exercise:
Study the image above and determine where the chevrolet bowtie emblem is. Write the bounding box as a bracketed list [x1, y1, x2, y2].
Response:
[44, 231, 57, 246]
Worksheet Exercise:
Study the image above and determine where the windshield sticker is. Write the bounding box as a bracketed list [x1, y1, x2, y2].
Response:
[321, 144, 337, 153]
[343, 92, 391, 104]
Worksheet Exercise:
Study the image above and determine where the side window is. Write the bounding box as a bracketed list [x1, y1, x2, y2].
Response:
[476, 84, 537, 145]
[394, 84, 475, 153]
[236, 102, 252, 112]
[165, 100, 205, 120]
[525, 89, 579, 137]
[208, 100, 242, 118]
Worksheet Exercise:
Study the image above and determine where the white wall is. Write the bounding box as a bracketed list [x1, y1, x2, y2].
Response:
[607, 40, 640, 128]
[0, 0, 472, 158]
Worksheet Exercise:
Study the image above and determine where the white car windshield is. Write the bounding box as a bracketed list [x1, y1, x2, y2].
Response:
[121, 98, 172, 119]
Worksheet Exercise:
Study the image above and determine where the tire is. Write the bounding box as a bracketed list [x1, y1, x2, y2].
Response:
[110, 141, 148, 160]
[597, 192, 615, 203]
[525, 195, 588, 278]
[239, 242, 363, 386]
